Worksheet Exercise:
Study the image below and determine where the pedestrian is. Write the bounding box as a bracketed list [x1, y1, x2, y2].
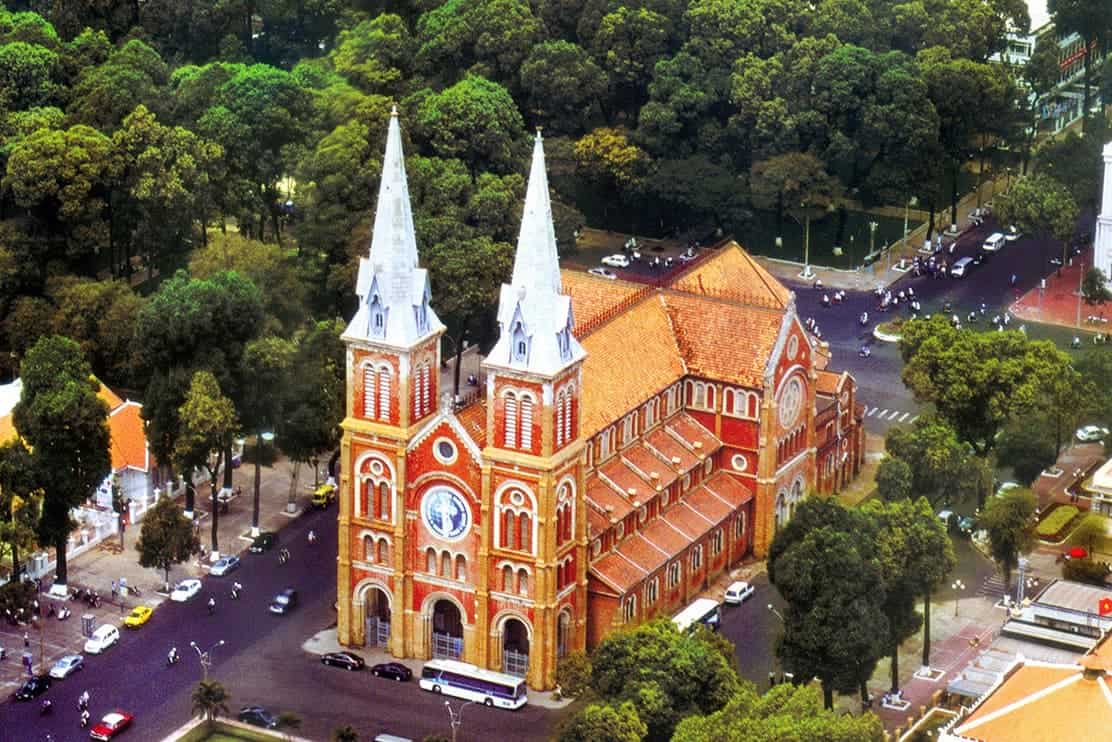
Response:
[1010, 273, 1017, 286]
[111, 580, 117, 598]
[23, 631, 29, 648]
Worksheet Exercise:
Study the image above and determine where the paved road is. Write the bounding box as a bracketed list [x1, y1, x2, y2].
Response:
[4, 507, 554, 742]
[720, 574, 787, 689]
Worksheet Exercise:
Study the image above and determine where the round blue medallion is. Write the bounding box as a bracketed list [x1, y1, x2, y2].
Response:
[421, 487, 471, 541]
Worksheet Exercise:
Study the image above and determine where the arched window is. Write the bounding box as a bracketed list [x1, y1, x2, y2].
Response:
[747, 393, 759, 418]
[520, 396, 534, 449]
[455, 555, 466, 581]
[563, 389, 573, 442]
[501, 509, 515, 549]
[646, 577, 659, 606]
[504, 392, 518, 449]
[441, 551, 451, 577]
[735, 512, 746, 539]
[377, 539, 389, 564]
[517, 512, 532, 551]
[378, 482, 391, 520]
[512, 321, 528, 362]
[426, 548, 436, 574]
[623, 594, 637, 622]
[370, 295, 385, 337]
[363, 535, 374, 562]
[378, 366, 391, 420]
[502, 565, 513, 592]
[361, 480, 373, 518]
[362, 365, 376, 418]
[517, 569, 528, 595]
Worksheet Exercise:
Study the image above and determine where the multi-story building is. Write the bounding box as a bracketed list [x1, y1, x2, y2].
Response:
[334, 111, 865, 691]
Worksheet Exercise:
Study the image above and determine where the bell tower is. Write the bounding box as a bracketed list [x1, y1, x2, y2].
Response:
[479, 131, 588, 689]
[337, 108, 445, 648]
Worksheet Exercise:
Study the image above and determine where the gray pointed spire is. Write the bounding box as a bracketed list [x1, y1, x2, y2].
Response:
[487, 130, 585, 376]
[344, 109, 443, 348]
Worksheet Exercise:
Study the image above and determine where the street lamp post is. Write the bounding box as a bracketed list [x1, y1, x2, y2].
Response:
[1077, 261, 1085, 329]
[951, 580, 966, 617]
[252, 431, 276, 536]
[801, 209, 815, 281]
[444, 700, 476, 742]
[766, 603, 785, 687]
[900, 197, 918, 270]
[190, 639, 225, 682]
[32, 600, 45, 674]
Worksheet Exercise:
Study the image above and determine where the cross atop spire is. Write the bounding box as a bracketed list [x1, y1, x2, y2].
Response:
[343, 109, 443, 348]
[487, 130, 584, 376]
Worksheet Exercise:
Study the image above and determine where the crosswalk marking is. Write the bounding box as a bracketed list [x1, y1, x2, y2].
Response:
[866, 407, 877, 417]
[862, 406, 919, 424]
[898, 412, 910, 422]
[886, 410, 901, 420]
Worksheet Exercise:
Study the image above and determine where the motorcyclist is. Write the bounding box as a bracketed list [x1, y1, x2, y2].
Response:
[40, 698, 52, 715]
[207, 596, 216, 615]
[168, 646, 179, 665]
[308, 530, 317, 545]
[80, 709, 90, 728]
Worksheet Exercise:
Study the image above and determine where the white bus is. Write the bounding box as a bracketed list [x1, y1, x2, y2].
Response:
[672, 598, 721, 633]
[419, 659, 528, 709]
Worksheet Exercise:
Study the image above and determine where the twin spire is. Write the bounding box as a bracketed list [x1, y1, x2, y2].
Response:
[345, 112, 583, 378]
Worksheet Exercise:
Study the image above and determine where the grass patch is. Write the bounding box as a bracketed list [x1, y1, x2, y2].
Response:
[1037, 504, 1080, 539]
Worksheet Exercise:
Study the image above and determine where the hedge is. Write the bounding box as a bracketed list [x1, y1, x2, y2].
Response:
[1037, 505, 1080, 539]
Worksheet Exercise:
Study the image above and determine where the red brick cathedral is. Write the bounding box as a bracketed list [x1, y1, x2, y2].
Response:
[336, 110, 865, 690]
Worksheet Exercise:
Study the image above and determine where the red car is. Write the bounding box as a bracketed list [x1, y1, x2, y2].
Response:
[90, 710, 133, 741]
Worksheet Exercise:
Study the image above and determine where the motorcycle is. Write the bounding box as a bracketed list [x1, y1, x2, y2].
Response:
[57, 607, 71, 621]
[167, 649, 180, 666]
[40, 699, 52, 716]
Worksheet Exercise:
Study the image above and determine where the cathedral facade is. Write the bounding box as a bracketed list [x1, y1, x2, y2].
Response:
[335, 111, 865, 691]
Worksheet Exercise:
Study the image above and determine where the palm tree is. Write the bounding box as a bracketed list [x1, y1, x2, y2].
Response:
[276, 711, 302, 740]
[191, 679, 230, 721]
[332, 725, 359, 742]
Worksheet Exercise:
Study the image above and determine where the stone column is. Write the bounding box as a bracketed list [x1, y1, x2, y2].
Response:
[1096, 142, 1112, 285]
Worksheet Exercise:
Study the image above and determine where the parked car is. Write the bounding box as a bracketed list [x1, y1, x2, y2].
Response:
[170, 579, 202, 602]
[601, 254, 630, 268]
[588, 267, 618, 280]
[84, 625, 120, 655]
[13, 675, 51, 700]
[957, 515, 977, 535]
[239, 705, 279, 728]
[122, 605, 152, 628]
[89, 710, 134, 741]
[49, 654, 84, 679]
[322, 651, 365, 671]
[1005, 225, 1023, 242]
[249, 532, 277, 553]
[1076, 425, 1110, 442]
[269, 588, 298, 615]
[209, 555, 241, 576]
[723, 581, 755, 605]
[312, 483, 337, 509]
[371, 661, 413, 682]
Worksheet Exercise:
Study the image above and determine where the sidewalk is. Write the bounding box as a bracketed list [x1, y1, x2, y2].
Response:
[1011, 245, 1094, 331]
[0, 456, 318, 696]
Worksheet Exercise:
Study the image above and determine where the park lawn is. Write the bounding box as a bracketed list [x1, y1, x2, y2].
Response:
[1037, 505, 1080, 538]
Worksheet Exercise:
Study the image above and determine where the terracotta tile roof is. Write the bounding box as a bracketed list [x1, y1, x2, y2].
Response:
[954, 661, 1112, 741]
[619, 532, 671, 574]
[704, 472, 754, 507]
[666, 413, 722, 458]
[578, 296, 686, 437]
[621, 442, 679, 490]
[560, 269, 649, 332]
[663, 291, 784, 388]
[586, 475, 634, 523]
[599, 457, 652, 503]
[816, 369, 845, 395]
[586, 505, 610, 538]
[640, 516, 692, 555]
[684, 485, 734, 523]
[666, 501, 715, 538]
[455, 401, 487, 449]
[645, 425, 700, 471]
[591, 549, 647, 593]
[668, 242, 791, 309]
[96, 380, 124, 411]
[108, 401, 149, 472]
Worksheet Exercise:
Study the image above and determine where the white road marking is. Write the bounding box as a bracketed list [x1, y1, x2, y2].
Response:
[886, 410, 901, 420]
[866, 407, 877, 417]
[898, 412, 910, 422]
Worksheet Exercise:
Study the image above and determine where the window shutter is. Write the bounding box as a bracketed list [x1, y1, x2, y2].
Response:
[504, 394, 518, 448]
[378, 368, 390, 420]
[520, 396, 533, 449]
[363, 366, 376, 418]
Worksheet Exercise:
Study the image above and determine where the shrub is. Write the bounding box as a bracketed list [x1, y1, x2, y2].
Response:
[1063, 558, 1110, 586]
[1037, 505, 1079, 539]
[556, 651, 592, 698]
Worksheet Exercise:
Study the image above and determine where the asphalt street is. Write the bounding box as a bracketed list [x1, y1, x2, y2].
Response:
[4, 507, 554, 742]
[720, 573, 786, 689]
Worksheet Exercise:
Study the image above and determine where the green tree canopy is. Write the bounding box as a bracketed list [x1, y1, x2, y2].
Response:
[135, 494, 198, 588]
[559, 700, 648, 742]
[980, 487, 1037, 588]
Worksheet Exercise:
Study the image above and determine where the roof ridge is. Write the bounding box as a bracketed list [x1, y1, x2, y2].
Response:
[573, 284, 657, 338]
[959, 670, 1084, 734]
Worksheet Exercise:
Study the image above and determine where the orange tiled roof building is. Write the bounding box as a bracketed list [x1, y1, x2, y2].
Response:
[335, 112, 866, 691]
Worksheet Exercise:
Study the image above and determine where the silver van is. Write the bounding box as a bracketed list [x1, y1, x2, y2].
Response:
[951, 257, 974, 278]
[982, 232, 1006, 252]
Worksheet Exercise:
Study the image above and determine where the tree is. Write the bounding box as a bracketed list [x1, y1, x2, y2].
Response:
[672, 681, 884, 742]
[1083, 267, 1112, 306]
[191, 679, 230, 721]
[995, 173, 1080, 270]
[555, 651, 593, 698]
[997, 420, 1058, 485]
[1034, 131, 1103, 209]
[559, 701, 648, 742]
[135, 495, 198, 589]
[0, 41, 59, 111]
[276, 711, 302, 740]
[174, 371, 238, 556]
[415, 0, 541, 86]
[875, 456, 912, 501]
[883, 415, 969, 504]
[332, 14, 413, 95]
[12, 335, 110, 586]
[519, 41, 606, 133]
[749, 152, 844, 269]
[332, 726, 360, 742]
[1070, 513, 1108, 554]
[591, 6, 674, 119]
[1049, 0, 1112, 133]
[980, 487, 1037, 589]
[0, 439, 39, 580]
[1076, 350, 1112, 430]
[67, 39, 169, 131]
[241, 336, 293, 534]
[47, 277, 144, 385]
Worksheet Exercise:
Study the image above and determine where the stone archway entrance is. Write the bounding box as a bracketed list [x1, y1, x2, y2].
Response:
[361, 586, 391, 648]
[502, 617, 530, 677]
[431, 599, 463, 660]
[557, 611, 571, 658]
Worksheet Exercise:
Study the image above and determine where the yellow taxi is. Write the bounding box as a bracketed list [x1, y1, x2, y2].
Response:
[123, 605, 152, 628]
[312, 482, 337, 509]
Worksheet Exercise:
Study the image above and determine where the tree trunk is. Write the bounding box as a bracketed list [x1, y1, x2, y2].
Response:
[253, 431, 262, 534]
[860, 678, 870, 711]
[54, 534, 68, 585]
[185, 481, 195, 516]
[288, 459, 302, 502]
[11, 533, 20, 580]
[223, 441, 233, 489]
[210, 476, 219, 554]
[822, 677, 834, 710]
[921, 586, 932, 668]
[949, 162, 959, 227]
[890, 634, 900, 692]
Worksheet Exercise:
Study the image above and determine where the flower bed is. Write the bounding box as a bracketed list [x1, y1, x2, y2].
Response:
[1037, 504, 1080, 540]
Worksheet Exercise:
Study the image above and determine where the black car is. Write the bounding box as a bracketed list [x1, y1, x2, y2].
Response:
[249, 532, 277, 553]
[14, 675, 51, 700]
[269, 587, 298, 615]
[238, 705, 279, 728]
[322, 651, 365, 671]
[371, 661, 413, 682]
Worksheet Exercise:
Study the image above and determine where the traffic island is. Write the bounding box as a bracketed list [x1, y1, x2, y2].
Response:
[163, 717, 314, 742]
[874, 320, 904, 342]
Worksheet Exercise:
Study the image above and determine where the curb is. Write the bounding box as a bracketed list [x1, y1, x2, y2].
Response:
[874, 326, 902, 342]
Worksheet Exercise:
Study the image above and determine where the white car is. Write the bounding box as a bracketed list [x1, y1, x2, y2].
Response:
[84, 625, 120, 655]
[170, 578, 203, 602]
[588, 267, 617, 280]
[724, 581, 755, 605]
[49, 654, 84, 679]
[601, 254, 630, 268]
[210, 555, 240, 576]
[1005, 225, 1023, 242]
[1076, 425, 1110, 442]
